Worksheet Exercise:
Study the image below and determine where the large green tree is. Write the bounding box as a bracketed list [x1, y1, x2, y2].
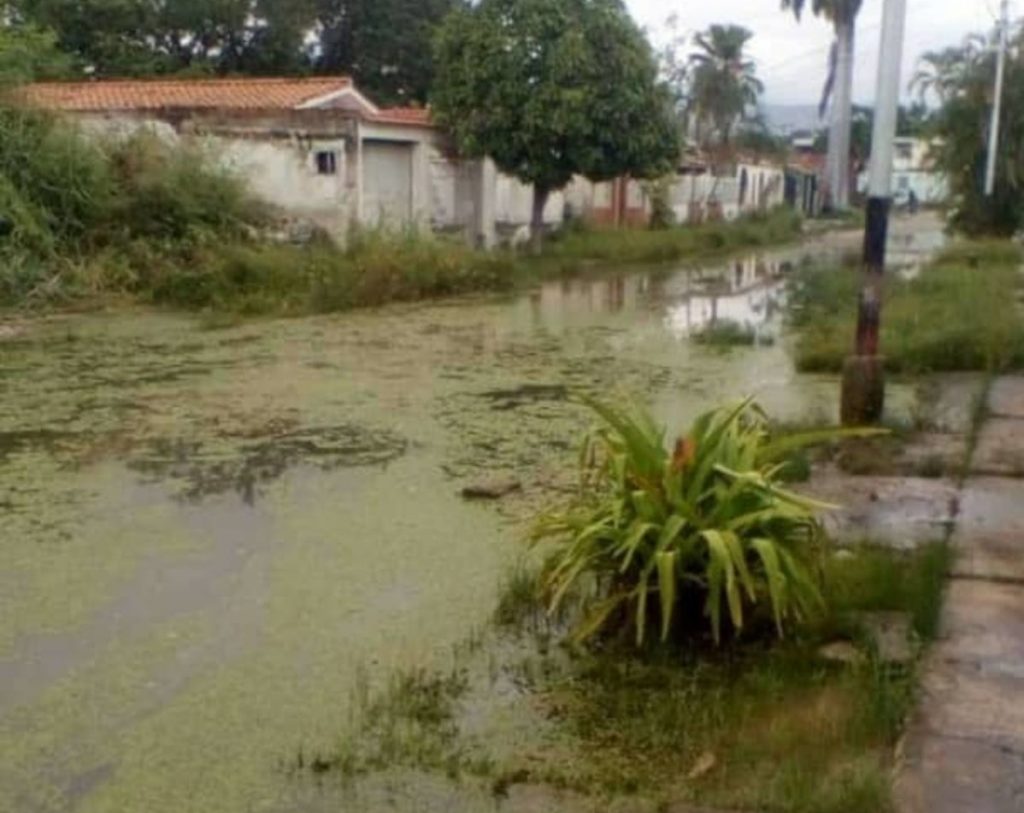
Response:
[315, 0, 458, 105]
[688, 25, 763, 147]
[432, 0, 680, 248]
[0, 20, 70, 84]
[927, 21, 1024, 235]
[782, 0, 863, 211]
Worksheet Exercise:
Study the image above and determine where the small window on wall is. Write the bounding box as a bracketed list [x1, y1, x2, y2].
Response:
[315, 151, 337, 175]
[897, 175, 910, 191]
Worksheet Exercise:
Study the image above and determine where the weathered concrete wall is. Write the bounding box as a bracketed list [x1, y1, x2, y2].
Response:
[493, 174, 564, 229]
[70, 112, 359, 240]
[218, 136, 355, 238]
[670, 174, 740, 223]
[737, 163, 786, 213]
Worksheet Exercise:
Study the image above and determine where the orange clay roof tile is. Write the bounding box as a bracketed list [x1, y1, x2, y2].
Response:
[22, 76, 355, 112]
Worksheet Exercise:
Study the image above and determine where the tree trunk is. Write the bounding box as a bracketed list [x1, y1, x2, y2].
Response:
[530, 185, 550, 253]
[827, 18, 856, 211]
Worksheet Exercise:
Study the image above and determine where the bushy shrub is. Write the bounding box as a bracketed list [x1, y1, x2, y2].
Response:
[0, 105, 114, 249]
[104, 132, 267, 242]
[534, 398, 878, 647]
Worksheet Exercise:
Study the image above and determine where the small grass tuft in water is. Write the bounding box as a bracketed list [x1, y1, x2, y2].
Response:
[296, 544, 948, 811]
[494, 562, 543, 629]
[300, 665, 492, 782]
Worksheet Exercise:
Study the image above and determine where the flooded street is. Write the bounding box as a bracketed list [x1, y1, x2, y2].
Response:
[0, 216, 940, 813]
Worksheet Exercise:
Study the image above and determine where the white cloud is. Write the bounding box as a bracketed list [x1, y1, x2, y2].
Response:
[627, 0, 1004, 105]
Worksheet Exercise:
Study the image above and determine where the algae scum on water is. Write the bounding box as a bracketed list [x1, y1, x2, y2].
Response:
[0, 230, 933, 813]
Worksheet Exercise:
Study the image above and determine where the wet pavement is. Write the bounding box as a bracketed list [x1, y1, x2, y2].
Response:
[897, 376, 1024, 813]
[0, 215, 946, 813]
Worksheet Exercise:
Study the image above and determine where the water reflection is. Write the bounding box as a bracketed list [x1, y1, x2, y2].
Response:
[664, 255, 789, 341]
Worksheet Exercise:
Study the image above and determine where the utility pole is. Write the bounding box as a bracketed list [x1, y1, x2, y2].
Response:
[840, 0, 907, 425]
[984, 0, 1010, 196]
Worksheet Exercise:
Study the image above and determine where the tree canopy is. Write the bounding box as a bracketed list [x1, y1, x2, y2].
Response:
[2, 0, 455, 104]
[431, 0, 679, 234]
[316, 0, 459, 105]
[0, 21, 69, 84]
[9, 0, 315, 76]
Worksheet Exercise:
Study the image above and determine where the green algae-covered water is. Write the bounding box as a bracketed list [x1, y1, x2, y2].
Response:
[0, 226, 931, 813]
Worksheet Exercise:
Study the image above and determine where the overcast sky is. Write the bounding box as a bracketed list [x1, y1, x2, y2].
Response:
[625, 0, 1008, 106]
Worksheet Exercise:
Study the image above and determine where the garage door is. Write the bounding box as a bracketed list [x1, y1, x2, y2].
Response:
[362, 141, 414, 227]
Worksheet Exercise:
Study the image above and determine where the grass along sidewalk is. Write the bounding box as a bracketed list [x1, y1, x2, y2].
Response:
[788, 240, 1024, 375]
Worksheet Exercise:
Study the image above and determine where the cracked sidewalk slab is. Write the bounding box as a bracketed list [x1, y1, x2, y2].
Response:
[951, 478, 1024, 583]
[985, 376, 1024, 420]
[897, 580, 1024, 812]
[972, 418, 1024, 477]
[804, 471, 958, 549]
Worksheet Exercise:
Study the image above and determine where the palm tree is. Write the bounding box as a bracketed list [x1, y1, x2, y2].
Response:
[688, 25, 764, 147]
[782, 0, 863, 211]
[911, 36, 989, 105]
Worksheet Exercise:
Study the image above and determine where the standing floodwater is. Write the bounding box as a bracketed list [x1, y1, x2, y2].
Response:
[0, 218, 938, 813]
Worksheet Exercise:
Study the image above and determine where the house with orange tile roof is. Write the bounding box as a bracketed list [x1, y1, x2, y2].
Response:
[22, 75, 570, 246]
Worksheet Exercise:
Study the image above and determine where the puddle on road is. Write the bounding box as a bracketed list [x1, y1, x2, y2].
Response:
[0, 221, 937, 813]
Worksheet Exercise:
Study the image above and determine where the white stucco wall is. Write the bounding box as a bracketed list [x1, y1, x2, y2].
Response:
[493, 175, 564, 227]
[217, 137, 355, 237]
[66, 111, 621, 246]
[737, 164, 785, 212]
[670, 174, 742, 222]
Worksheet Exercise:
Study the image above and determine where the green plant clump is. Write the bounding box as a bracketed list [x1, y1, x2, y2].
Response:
[535, 398, 880, 647]
[692, 319, 761, 348]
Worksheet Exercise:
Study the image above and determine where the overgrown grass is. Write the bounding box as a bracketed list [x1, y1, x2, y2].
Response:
[301, 542, 950, 812]
[0, 105, 266, 307]
[543, 207, 802, 267]
[140, 232, 518, 315]
[789, 240, 1024, 374]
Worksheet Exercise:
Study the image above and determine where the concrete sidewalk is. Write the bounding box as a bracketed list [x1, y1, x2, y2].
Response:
[897, 377, 1024, 813]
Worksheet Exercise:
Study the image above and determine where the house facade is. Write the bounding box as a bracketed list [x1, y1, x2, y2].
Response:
[25, 76, 799, 242]
[24, 76, 565, 247]
[661, 152, 786, 224]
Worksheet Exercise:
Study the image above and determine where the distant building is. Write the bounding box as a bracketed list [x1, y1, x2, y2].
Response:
[785, 152, 825, 218]
[858, 137, 948, 205]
